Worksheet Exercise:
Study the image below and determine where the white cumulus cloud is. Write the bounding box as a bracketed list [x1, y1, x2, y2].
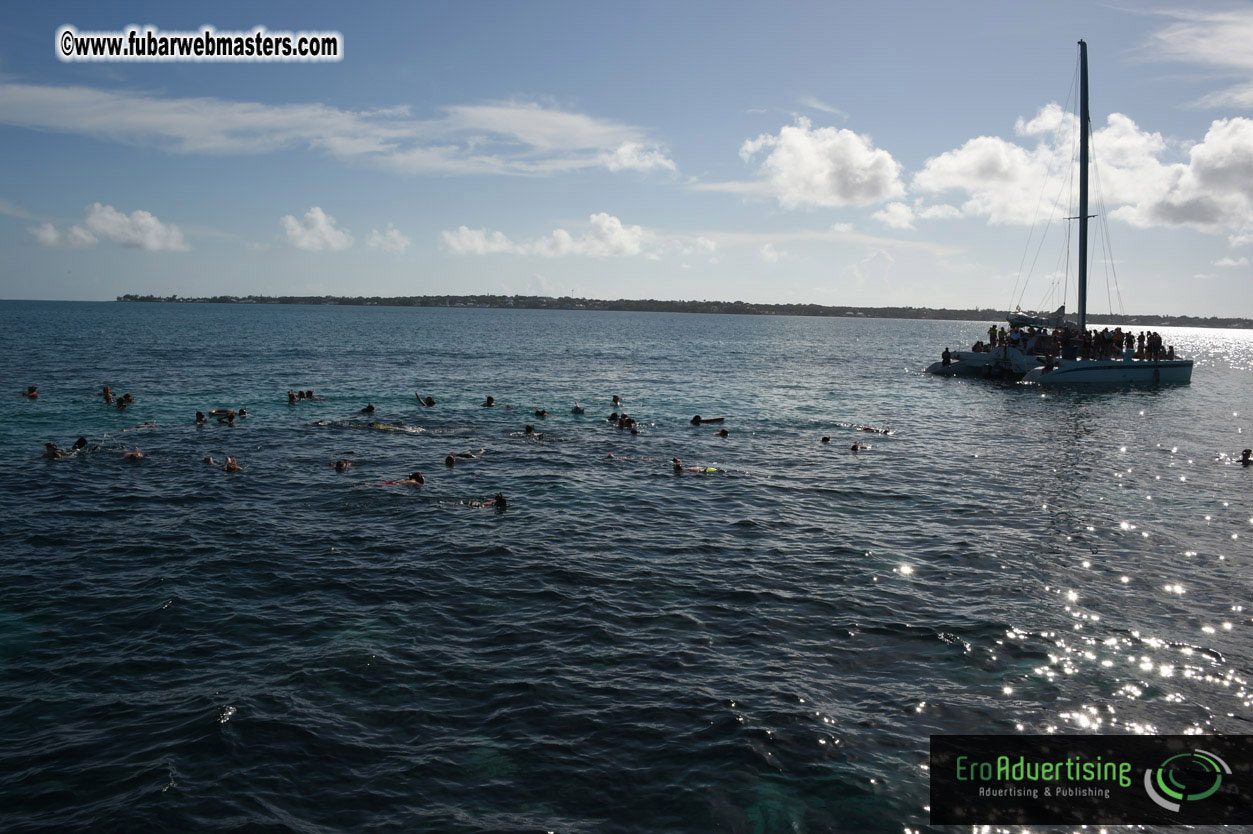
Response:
[601, 141, 677, 173]
[282, 207, 354, 251]
[442, 212, 649, 258]
[912, 104, 1253, 244]
[871, 202, 916, 230]
[30, 203, 186, 251]
[366, 224, 411, 254]
[707, 117, 904, 209]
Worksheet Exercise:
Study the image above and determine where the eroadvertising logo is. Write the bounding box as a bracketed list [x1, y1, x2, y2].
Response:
[930, 735, 1253, 824]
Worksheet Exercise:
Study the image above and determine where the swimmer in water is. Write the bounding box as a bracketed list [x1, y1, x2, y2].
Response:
[1242, 449, 1252, 466]
[334, 459, 353, 472]
[223, 457, 240, 473]
[42, 442, 63, 459]
[203, 456, 217, 466]
[360, 404, 375, 414]
[612, 395, 621, 407]
[100, 386, 113, 400]
[482, 396, 496, 407]
[416, 394, 435, 407]
[288, 390, 297, 404]
[608, 412, 619, 422]
[524, 424, 543, 439]
[71, 437, 88, 453]
[122, 393, 134, 404]
[22, 386, 37, 399]
[850, 442, 861, 451]
[534, 408, 547, 418]
[445, 449, 485, 467]
[715, 428, 729, 438]
[571, 403, 585, 414]
[690, 415, 726, 426]
[116, 398, 127, 410]
[471, 492, 507, 510]
[237, 408, 247, 419]
[821, 436, 830, 443]
[122, 446, 145, 461]
[195, 411, 207, 425]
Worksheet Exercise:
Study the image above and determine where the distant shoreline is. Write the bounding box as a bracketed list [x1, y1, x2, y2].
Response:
[113, 294, 1253, 329]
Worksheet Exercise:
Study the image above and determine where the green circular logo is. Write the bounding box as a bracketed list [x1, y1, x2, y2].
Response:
[1144, 750, 1230, 812]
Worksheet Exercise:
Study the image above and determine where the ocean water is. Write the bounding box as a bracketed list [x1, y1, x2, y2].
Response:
[1, 300, 1251, 833]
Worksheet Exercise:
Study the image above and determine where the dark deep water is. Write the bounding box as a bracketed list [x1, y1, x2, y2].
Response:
[2, 300, 1251, 832]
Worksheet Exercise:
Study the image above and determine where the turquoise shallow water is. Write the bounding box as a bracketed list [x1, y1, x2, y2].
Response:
[1, 300, 1251, 832]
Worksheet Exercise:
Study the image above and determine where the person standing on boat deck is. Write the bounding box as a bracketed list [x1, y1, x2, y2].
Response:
[941, 347, 951, 367]
[1241, 449, 1251, 466]
[987, 325, 997, 347]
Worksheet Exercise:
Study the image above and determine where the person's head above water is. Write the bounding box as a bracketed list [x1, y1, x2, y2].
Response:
[1243, 448, 1252, 462]
[494, 492, 507, 509]
[410, 472, 425, 484]
[690, 415, 701, 425]
[483, 396, 495, 406]
[821, 436, 830, 443]
[445, 454, 456, 467]
[716, 428, 729, 437]
[73, 437, 87, 450]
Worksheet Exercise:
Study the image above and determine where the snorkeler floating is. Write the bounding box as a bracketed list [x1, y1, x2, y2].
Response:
[469, 492, 507, 510]
[445, 449, 486, 467]
[690, 415, 725, 426]
[21, 386, 37, 399]
[672, 457, 716, 474]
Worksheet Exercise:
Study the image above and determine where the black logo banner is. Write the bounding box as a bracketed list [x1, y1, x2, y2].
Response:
[930, 735, 1253, 824]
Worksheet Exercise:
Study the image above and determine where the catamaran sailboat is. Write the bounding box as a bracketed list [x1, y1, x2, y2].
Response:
[927, 41, 1193, 385]
[1022, 41, 1192, 385]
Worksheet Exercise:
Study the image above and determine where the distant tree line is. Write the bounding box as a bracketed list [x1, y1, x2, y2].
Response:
[113, 294, 1252, 329]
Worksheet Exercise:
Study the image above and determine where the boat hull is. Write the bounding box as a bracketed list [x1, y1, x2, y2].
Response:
[1022, 358, 1193, 385]
[925, 346, 1042, 379]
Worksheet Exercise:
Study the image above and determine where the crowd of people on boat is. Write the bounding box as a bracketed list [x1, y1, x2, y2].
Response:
[971, 324, 1176, 362]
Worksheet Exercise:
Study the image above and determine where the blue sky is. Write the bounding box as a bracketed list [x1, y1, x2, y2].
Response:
[2, 1, 1252, 316]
